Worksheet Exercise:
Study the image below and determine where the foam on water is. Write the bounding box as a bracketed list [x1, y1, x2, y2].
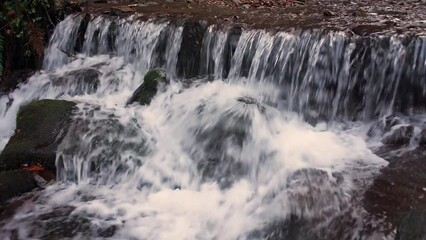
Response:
[0, 54, 385, 239]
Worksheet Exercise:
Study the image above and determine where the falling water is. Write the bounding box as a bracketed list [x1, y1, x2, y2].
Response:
[1, 13, 426, 239]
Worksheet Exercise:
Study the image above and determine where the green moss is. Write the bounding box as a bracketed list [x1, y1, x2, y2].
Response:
[128, 69, 167, 105]
[0, 99, 76, 171]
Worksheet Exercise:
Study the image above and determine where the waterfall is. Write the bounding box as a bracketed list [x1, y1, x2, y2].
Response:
[2, 13, 425, 239]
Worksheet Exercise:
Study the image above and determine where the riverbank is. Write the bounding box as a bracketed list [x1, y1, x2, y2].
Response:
[82, 0, 426, 34]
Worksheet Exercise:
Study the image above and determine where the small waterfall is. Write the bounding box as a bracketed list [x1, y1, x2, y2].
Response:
[44, 14, 426, 121]
[1, 13, 425, 239]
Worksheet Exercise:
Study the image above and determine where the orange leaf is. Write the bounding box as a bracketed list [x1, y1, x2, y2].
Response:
[22, 165, 45, 172]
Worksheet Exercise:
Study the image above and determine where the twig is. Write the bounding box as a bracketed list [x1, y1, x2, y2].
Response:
[57, 47, 75, 57]
[42, 3, 56, 28]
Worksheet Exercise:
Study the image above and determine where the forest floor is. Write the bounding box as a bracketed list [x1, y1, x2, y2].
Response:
[81, 0, 426, 34]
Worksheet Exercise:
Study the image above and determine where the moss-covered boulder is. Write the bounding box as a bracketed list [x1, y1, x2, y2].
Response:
[0, 99, 76, 172]
[0, 170, 37, 205]
[127, 69, 167, 106]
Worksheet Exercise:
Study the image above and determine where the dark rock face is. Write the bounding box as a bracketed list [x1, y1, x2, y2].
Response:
[74, 14, 91, 53]
[352, 25, 387, 36]
[396, 210, 426, 240]
[127, 69, 166, 105]
[381, 125, 414, 145]
[176, 21, 207, 78]
[419, 128, 426, 146]
[0, 170, 37, 205]
[0, 205, 116, 239]
[364, 146, 426, 237]
[222, 27, 242, 79]
[367, 115, 402, 137]
[0, 99, 76, 171]
[107, 21, 118, 53]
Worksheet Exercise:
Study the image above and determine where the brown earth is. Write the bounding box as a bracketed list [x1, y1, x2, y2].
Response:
[81, 0, 426, 34]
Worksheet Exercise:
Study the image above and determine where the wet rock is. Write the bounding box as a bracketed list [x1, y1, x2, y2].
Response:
[51, 68, 100, 96]
[249, 216, 307, 240]
[287, 168, 348, 216]
[323, 10, 334, 17]
[364, 147, 426, 233]
[381, 125, 414, 145]
[74, 14, 91, 53]
[395, 210, 426, 240]
[367, 115, 402, 137]
[176, 21, 207, 78]
[0, 99, 76, 171]
[0, 170, 37, 205]
[237, 96, 257, 105]
[352, 24, 386, 36]
[222, 27, 242, 79]
[418, 128, 426, 146]
[56, 104, 150, 183]
[0, 69, 34, 92]
[194, 102, 252, 187]
[127, 69, 166, 106]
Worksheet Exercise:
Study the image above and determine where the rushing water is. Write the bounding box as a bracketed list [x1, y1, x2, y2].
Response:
[2, 13, 426, 239]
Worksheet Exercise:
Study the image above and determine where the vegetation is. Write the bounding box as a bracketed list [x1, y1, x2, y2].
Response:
[0, 0, 60, 78]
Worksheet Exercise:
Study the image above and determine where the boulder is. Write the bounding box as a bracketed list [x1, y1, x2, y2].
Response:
[74, 14, 91, 53]
[419, 127, 426, 146]
[381, 125, 414, 145]
[352, 24, 386, 36]
[127, 69, 167, 106]
[176, 21, 207, 78]
[364, 146, 426, 235]
[0, 99, 76, 171]
[396, 210, 426, 240]
[0, 170, 38, 205]
[51, 68, 100, 96]
[367, 115, 401, 137]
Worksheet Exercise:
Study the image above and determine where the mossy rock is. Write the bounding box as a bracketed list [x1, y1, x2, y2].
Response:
[127, 69, 167, 106]
[0, 99, 76, 171]
[0, 170, 37, 205]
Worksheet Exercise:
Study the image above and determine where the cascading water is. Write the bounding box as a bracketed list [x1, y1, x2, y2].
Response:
[1, 13, 425, 239]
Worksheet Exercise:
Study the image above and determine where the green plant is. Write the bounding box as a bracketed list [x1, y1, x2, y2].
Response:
[0, 0, 59, 77]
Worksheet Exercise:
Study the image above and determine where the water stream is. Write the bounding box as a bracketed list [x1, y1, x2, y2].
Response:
[1, 13, 425, 239]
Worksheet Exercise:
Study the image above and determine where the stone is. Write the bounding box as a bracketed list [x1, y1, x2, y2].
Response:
[364, 147, 426, 233]
[367, 115, 401, 137]
[395, 210, 426, 240]
[127, 69, 167, 106]
[74, 14, 91, 53]
[323, 10, 334, 17]
[51, 68, 100, 96]
[241, 4, 251, 9]
[237, 96, 258, 105]
[176, 21, 207, 79]
[381, 125, 414, 145]
[0, 99, 76, 171]
[419, 127, 426, 146]
[352, 24, 386, 36]
[0, 170, 37, 204]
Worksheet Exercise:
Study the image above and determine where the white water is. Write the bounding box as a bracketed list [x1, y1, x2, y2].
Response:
[0, 15, 392, 239]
